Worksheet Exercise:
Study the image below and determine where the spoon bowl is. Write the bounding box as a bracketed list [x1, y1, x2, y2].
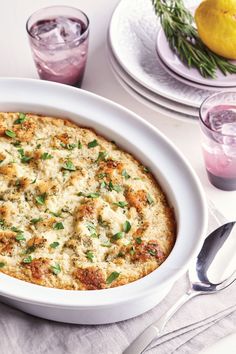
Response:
[124, 221, 236, 354]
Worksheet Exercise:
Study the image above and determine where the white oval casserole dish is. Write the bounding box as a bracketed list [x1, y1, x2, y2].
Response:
[0, 78, 208, 324]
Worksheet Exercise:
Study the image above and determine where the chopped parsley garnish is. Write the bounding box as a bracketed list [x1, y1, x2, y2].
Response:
[123, 220, 131, 233]
[87, 192, 100, 199]
[96, 151, 107, 162]
[113, 201, 128, 208]
[25, 246, 36, 254]
[86, 222, 98, 238]
[18, 149, 32, 163]
[101, 243, 111, 248]
[106, 271, 120, 284]
[86, 250, 94, 262]
[23, 256, 32, 264]
[51, 263, 61, 275]
[60, 143, 77, 150]
[130, 246, 135, 256]
[11, 140, 21, 147]
[88, 139, 98, 148]
[0, 262, 5, 268]
[78, 192, 100, 199]
[14, 113, 26, 124]
[147, 194, 154, 205]
[53, 222, 64, 230]
[98, 173, 107, 179]
[0, 219, 6, 229]
[41, 152, 53, 160]
[108, 181, 122, 192]
[30, 217, 43, 224]
[100, 181, 107, 189]
[62, 160, 76, 171]
[122, 169, 130, 179]
[148, 249, 156, 256]
[49, 210, 62, 217]
[136, 237, 142, 245]
[35, 193, 47, 205]
[117, 252, 125, 257]
[5, 129, 16, 138]
[78, 140, 82, 149]
[36, 144, 41, 149]
[21, 156, 32, 163]
[11, 227, 25, 241]
[112, 232, 124, 241]
[50, 241, 60, 249]
[15, 234, 26, 241]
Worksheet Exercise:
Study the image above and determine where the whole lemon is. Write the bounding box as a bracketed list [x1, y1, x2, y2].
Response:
[195, 0, 236, 59]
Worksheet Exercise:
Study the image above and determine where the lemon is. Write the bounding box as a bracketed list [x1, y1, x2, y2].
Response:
[195, 0, 236, 59]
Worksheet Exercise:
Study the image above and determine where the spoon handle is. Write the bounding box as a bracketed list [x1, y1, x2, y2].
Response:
[123, 290, 197, 354]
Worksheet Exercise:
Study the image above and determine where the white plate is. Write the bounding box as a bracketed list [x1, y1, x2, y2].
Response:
[108, 0, 210, 108]
[0, 78, 207, 324]
[107, 42, 199, 118]
[157, 28, 236, 88]
[156, 48, 235, 92]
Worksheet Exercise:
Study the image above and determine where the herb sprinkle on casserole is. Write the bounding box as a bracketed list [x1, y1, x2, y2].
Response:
[0, 112, 176, 290]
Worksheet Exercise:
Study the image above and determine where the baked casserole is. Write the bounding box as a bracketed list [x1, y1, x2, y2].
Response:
[0, 112, 175, 290]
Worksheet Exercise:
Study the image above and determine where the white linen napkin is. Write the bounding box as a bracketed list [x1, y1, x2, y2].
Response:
[0, 207, 235, 354]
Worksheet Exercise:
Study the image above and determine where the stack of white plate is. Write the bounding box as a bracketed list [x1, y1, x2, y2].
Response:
[107, 0, 236, 120]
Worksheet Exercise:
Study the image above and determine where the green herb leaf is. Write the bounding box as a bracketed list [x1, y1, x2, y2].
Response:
[0, 262, 5, 268]
[148, 249, 156, 256]
[121, 169, 130, 179]
[136, 237, 142, 245]
[35, 193, 47, 205]
[41, 152, 53, 160]
[50, 241, 60, 249]
[147, 194, 154, 205]
[112, 232, 124, 241]
[51, 263, 61, 275]
[15, 234, 26, 241]
[30, 217, 43, 224]
[53, 222, 64, 230]
[98, 173, 107, 179]
[21, 156, 32, 163]
[113, 201, 128, 208]
[86, 250, 94, 262]
[106, 271, 120, 284]
[0, 220, 6, 229]
[100, 181, 107, 189]
[108, 181, 122, 192]
[23, 256, 32, 264]
[14, 113, 26, 124]
[78, 140, 82, 149]
[5, 130, 16, 138]
[96, 151, 107, 162]
[11, 140, 21, 147]
[130, 246, 135, 256]
[62, 160, 76, 171]
[18, 148, 24, 157]
[123, 220, 131, 233]
[87, 193, 100, 199]
[143, 167, 149, 173]
[101, 243, 112, 248]
[88, 139, 98, 148]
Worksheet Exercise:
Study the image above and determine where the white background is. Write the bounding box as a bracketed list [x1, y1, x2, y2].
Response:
[0, 0, 235, 352]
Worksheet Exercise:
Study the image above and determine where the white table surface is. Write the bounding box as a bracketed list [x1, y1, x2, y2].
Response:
[0, 0, 235, 353]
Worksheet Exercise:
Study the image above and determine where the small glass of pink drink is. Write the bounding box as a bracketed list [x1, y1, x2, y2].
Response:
[200, 92, 236, 191]
[26, 6, 89, 87]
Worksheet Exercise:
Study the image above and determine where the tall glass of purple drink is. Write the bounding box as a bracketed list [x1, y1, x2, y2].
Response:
[26, 6, 89, 87]
[200, 92, 236, 191]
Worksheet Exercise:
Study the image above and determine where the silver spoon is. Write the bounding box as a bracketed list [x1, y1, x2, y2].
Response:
[124, 222, 236, 354]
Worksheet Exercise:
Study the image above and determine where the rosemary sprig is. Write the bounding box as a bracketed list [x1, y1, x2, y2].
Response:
[152, 0, 236, 78]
